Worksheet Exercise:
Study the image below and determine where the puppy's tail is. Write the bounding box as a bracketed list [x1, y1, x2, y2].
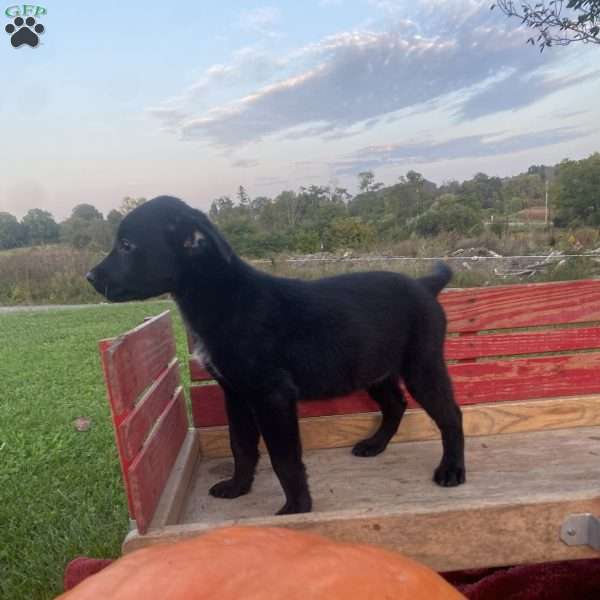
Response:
[419, 261, 452, 297]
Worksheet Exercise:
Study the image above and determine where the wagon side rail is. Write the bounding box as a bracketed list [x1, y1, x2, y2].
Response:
[188, 278, 600, 457]
[99, 311, 198, 534]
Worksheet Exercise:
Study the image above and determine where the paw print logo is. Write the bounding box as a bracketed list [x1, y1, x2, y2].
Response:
[5, 16, 44, 48]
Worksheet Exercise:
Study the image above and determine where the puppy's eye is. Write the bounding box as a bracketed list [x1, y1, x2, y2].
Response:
[119, 239, 135, 253]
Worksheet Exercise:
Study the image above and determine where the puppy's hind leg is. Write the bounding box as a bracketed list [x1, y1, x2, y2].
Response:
[352, 376, 407, 457]
[403, 355, 465, 487]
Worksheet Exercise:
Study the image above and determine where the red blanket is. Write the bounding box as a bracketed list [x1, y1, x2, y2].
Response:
[64, 556, 600, 598]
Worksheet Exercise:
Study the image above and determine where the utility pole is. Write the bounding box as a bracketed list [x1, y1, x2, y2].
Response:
[545, 179, 549, 226]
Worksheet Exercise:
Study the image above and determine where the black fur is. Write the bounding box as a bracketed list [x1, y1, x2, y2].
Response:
[88, 196, 465, 515]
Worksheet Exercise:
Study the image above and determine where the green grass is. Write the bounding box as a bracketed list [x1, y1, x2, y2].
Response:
[0, 302, 191, 600]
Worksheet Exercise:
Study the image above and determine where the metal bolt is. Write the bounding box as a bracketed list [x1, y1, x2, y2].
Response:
[566, 528, 576, 537]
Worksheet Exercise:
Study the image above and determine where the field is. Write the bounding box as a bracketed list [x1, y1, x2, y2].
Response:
[0, 302, 188, 600]
[1, 231, 600, 306]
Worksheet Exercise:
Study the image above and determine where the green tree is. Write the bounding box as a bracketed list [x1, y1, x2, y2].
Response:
[107, 209, 123, 235]
[502, 173, 545, 209]
[251, 196, 271, 213]
[414, 194, 483, 237]
[0, 212, 24, 249]
[358, 171, 383, 193]
[71, 203, 103, 221]
[325, 217, 375, 250]
[119, 197, 147, 215]
[209, 196, 235, 223]
[21, 209, 60, 245]
[300, 186, 347, 249]
[332, 187, 352, 204]
[277, 190, 308, 228]
[553, 153, 600, 227]
[348, 190, 386, 222]
[493, 1, 600, 50]
[459, 173, 504, 211]
[237, 186, 251, 208]
[290, 229, 321, 253]
[61, 204, 111, 249]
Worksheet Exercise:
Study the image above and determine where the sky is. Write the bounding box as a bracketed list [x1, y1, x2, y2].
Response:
[0, 0, 598, 221]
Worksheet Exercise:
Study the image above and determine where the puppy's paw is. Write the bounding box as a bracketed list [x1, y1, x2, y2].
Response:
[433, 463, 466, 487]
[276, 495, 312, 515]
[209, 478, 251, 499]
[351, 438, 386, 457]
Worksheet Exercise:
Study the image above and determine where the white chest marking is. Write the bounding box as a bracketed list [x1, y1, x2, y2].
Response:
[191, 338, 222, 379]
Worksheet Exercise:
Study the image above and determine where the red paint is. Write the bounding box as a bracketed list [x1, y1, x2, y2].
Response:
[445, 326, 600, 361]
[99, 311, 188, 526]
[127, 389, 188, 534]
[451, 352, 600, 404]
[99, 337, 135, 517]
[189, 280, 600, 427]
[118, 360, 181, 461]
[100, 311, 176, 415]
[189, 359, 213, 382]
[192, 349, 600, 427]
[190, 385, 226, 427]
[441, 279, 600, 334]
[191, 386, 418, 428]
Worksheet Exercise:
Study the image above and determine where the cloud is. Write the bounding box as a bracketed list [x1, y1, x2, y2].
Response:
[232, 158, 260, 168]
[457, 70, 597, 120]
[238, 6, 281, 37]
[554, 109, 588, 119]
[190, 47, 288, 97]
[145, 107, 189, 131]
[150, 0, 581, 148]
[333, 126, 587, 175]
[254, 175, 290, 187]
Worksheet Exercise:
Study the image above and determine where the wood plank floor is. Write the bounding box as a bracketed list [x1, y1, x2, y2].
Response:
[182, 426, 600, 524]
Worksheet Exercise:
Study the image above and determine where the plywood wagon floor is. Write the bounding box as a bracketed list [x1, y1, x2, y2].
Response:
[182, 426, 600, 525]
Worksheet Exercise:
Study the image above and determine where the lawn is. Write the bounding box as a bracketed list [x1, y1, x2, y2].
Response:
[0, 302, 191, 600]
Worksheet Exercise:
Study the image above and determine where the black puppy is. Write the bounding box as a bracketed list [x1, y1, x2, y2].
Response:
[88, 196, 465, 515]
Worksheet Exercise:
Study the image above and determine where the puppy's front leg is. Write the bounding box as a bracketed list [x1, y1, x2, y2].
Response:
[253, 390, 312, 515]
[209, 391, 260, 499]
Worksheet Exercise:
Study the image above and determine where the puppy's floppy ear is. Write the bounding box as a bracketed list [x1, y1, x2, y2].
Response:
[167, 208, 233, 263]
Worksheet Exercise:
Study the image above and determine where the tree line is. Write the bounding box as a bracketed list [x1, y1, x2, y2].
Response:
[0, 197, 145, 252]
[0, 153, 598, 256]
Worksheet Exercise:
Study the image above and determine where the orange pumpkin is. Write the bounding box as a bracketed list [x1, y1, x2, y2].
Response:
[58, 527, 464, 599]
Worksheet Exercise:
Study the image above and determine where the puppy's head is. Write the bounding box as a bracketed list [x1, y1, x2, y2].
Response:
[87, 196, 232, 302]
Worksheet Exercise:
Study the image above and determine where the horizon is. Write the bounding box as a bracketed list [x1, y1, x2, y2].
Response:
[0, 152, 582, 223]
[1, 0, 598, 221]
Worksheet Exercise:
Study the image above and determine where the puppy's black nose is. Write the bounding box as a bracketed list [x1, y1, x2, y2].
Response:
[86, 270, 96, 284]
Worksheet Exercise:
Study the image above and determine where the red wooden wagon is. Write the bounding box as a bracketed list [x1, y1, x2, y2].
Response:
[98, 278, 600, 570]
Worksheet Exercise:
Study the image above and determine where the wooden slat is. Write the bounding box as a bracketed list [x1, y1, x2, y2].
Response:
[197, 394, 600, 458]
[128, 388, 189, 534]
[125, 497, 600, 570]
[191, 386, 387, 428]
[118, 360, 181, 461]
[440, 279, 600, 333]
[189, 359, 213, 382]
[191, 385, 227, 427]
[191, 351, 600, 426]
[452, 352, 600, 404]
[445, 326, 600, 360]
[101, 311, 176, 415]
[150, 430, 201, 529]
